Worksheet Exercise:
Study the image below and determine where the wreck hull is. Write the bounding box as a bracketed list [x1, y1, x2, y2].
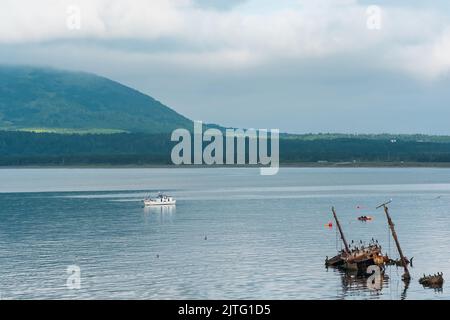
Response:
[325, 254, 345, 267]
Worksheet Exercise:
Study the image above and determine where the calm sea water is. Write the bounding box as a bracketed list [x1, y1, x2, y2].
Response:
[1, 167, 450, 300]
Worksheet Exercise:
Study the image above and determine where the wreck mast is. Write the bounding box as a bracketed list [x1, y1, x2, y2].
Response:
[331, 207, 350, 254]
[377, 201, 410, 280]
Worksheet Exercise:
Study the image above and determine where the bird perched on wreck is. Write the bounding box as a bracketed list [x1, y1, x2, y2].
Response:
[419, 272, 444, 288]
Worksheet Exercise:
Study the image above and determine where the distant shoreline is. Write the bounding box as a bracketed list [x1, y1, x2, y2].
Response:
[3, 162, 450, 169]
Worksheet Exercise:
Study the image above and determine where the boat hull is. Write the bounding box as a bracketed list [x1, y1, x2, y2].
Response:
[325, 254, 346, 267]
[144, 200, 176, 206]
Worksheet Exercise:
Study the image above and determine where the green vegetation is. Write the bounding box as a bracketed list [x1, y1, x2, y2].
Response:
[281, 133, 450, 144]
[3, 127, 128, 135]
[2, 65, 450, 167]
[0, 65, 192, 133]
[0, 131, 172, 165]
[2, 131, 450, 166]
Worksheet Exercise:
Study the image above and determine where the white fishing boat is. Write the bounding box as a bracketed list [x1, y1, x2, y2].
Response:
[143, 193, 176, 206]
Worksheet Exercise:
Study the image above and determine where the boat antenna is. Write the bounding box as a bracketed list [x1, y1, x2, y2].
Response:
[376, 200, 410, 281]
[331, 207, 351, 255]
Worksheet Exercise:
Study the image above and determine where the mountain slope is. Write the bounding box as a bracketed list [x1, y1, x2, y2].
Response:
[0, 65, 192, 133]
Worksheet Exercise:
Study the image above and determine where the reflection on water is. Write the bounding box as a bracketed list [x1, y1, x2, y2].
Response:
[334, 268, 390, 299]
[327, 266, 415, 300]
[143, 205, 176, 224]
[2, 168, 450, 299]
[423, 286, 444, 294]
[144, 204, 176, 215]
[330, 263, 446, 300]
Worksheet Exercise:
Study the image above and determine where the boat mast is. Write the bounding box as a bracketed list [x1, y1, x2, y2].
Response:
[377, 201, 410, 280]
[331, 207, 350, 254]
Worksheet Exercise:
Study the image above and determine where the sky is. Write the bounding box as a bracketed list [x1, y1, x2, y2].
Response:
[1, 0, 450, 134]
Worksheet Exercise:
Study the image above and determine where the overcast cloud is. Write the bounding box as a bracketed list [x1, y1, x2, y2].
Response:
[1, 0, 450, 134]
